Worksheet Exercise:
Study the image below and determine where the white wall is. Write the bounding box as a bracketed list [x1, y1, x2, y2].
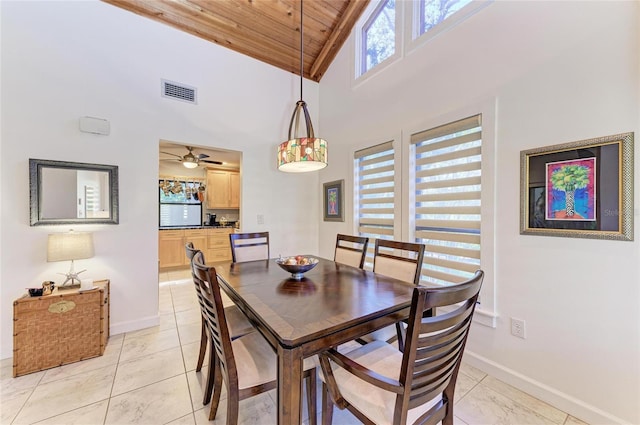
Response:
[0, 1, 322, 358]
[319, 1, 639, 424]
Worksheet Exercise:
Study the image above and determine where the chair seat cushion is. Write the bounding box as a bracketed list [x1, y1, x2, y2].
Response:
[221, 291, 235, 308]
[233, 332, 316, 390]
[359, 324, 397, 344]
[224, 304, 255, 340]
[320, 340, 441, 425]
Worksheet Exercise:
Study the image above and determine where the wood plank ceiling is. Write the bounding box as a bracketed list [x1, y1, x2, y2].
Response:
[102, 0, 371, 82]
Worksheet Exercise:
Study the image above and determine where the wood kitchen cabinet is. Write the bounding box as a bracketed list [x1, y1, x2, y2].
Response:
[159, 229, 207, 268]
[158, 230, 186, 268]
[206, 169, 239, 209]
[159, 228, 232, 269]
[205, 228, 233, 262]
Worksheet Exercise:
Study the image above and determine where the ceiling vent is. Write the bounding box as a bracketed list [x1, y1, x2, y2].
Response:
[161, 79, 197, 104]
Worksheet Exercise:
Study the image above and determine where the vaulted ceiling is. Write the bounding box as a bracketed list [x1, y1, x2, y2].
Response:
[102, 0, 371, 82]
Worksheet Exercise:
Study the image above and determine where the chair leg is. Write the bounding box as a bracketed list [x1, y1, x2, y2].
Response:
[203, 340, 216, 405]
[321, 382, 334, 425]
[196, 317, 207, 372]
[209, 358, 224, 421]
[395, 321, 406, 352]
[306, 368, 317, 425]
[222, 383, 239, 424]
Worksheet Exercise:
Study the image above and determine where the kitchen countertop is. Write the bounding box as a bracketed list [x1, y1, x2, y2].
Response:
[159, 225, 237, 230]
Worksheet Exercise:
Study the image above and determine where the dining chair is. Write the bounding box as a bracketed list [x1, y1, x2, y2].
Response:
[318, 270, 484, 425]
[229, 231, 270, 262]
[358, 239, 426, 348]
[191, 256, 318, 424]
[334, 234, 369, 269]
[185, 243, 255, 376]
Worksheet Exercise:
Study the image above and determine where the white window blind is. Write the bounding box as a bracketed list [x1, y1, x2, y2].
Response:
[411, 115, 482, 286]
[355, 141, 395, 269]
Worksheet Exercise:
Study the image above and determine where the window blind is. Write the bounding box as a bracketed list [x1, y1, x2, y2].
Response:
[411, 115, 482, 286]
[355, 141, 395, 269]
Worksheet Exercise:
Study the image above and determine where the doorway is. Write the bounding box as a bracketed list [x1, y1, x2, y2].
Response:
[158, 140, 242, 285]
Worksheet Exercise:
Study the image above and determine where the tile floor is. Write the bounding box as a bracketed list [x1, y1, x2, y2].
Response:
[0, 269, 589, 425]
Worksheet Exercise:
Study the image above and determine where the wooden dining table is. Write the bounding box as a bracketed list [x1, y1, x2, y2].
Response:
[214, 256, 416, 425]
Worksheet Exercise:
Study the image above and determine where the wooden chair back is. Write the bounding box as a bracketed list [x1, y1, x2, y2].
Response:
[191, 255, 243, 397]
[185, 241, 199, 262]
[334, 234, 369, 269]
[229, 232, 270, 262]
[373, 239, 425, 285]
[397, 270, 484, 424]
[319, 270, 484, 425]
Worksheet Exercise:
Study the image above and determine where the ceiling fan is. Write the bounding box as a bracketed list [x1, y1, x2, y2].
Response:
[160, 146, 222, 168]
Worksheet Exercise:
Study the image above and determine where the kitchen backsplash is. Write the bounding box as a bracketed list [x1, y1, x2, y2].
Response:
[203, 208, 239, 224]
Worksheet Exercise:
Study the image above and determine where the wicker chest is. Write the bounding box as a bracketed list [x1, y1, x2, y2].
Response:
[13, 280, 110, 377]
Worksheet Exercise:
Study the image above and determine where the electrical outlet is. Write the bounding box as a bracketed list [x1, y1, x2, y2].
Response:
[511, 318, 526, 339]
[257, 214, 264, 225]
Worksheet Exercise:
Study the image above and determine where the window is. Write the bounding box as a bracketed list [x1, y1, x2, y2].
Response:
[419, 0, 473, 35]
[361, 0, 396, 75]
[354, 141, 395, 268]
[411, 115, 482, 286]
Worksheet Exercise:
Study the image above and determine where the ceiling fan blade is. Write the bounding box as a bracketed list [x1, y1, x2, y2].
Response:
[196, 153, 210, 159]
[201, 159, 223, 165]
[160, 151, 183, 159]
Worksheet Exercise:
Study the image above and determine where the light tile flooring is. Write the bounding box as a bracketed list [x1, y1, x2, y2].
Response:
[0, 269, 589, 425]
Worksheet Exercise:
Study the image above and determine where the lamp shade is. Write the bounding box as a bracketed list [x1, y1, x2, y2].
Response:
[47, 231, 94, 262]
[277, 137, 327, 172]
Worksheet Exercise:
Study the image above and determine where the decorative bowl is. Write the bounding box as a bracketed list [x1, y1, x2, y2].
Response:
[27, 288, 44, 297]
[276, 256, 319, 280]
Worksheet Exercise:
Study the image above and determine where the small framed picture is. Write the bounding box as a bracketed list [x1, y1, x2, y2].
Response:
[323, 180, 344, 222]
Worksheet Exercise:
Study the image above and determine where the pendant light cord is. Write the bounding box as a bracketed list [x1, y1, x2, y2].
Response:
[299, 0, 303, 102]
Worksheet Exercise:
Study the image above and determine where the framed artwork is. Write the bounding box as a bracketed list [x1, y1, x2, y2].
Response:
[520, 132, 634, 241]
[323, 180, 344, 222]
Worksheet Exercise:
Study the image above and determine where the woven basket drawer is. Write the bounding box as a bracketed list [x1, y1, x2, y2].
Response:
[13, 280, 109, 377]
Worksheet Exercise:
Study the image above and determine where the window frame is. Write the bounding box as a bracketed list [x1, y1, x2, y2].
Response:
[406, 0, 493, 51]
[353, 135, 403, 270]
[354, 0, 404, 82]
[411, 114, 483, 288]
[405, 100, 496, 328]
[350, 100, 496, 328]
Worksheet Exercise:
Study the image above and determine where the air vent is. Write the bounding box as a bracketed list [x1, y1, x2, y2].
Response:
[161, 79, 197, 104]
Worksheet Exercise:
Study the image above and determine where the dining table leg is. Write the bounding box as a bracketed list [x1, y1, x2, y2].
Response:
[277, 344, 304, 425]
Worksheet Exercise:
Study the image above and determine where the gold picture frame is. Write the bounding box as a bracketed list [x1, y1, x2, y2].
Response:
[520, 132, 633, 241]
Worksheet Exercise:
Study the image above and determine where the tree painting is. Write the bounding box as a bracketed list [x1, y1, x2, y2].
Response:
[546, 158, 596, 221]
[328, 188, 338, 215]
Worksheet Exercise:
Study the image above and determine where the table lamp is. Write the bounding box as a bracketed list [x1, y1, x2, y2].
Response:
[47, 230, 94, 287]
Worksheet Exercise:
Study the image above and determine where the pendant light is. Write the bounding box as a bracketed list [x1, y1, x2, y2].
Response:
[277, 0, 327, 173]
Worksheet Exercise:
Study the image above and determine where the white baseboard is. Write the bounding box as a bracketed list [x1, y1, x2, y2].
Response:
[109, 315, 160, 336]
[463, 350, 629, 425]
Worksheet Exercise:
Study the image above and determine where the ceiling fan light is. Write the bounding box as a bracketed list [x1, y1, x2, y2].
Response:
[183, 161, 198, 169]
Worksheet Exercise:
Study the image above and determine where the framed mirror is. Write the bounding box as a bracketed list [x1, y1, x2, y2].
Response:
[30, 158, 119, 226]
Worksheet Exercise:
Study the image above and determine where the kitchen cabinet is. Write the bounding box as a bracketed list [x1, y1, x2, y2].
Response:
[159, 229, 207, 268]
[205, 228, 233, 262]
[159, 228, 232, 269]
[159, 230, 186, 268]
[206, 169, 239, 209]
